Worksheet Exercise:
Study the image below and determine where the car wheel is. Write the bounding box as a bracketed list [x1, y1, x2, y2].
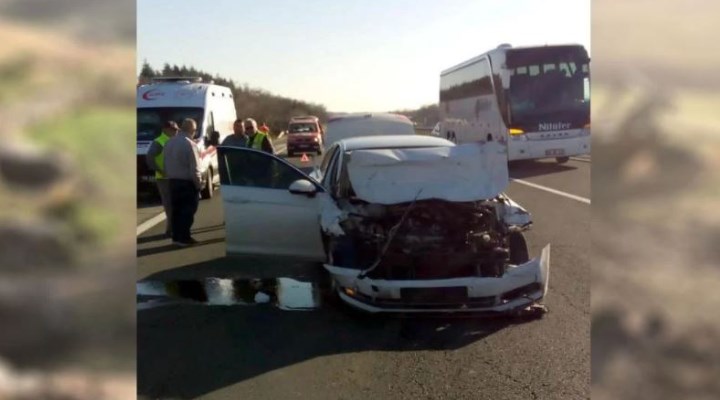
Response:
[508, 232, 530, 265]
[200, 169, 213, 199]
[556, 156, 570, 164]
[287, 149, 294, 157]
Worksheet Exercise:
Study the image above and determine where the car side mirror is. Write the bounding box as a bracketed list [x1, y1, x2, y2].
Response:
[208, 131, 220, 146]
[288, 179, 318, 197]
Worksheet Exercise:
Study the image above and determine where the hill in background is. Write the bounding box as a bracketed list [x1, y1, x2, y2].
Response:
[391, 103, 439, 127]
[139, 62, 328, 135]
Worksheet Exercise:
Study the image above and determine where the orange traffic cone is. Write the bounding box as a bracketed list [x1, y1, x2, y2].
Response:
[300, 153, 310, 163]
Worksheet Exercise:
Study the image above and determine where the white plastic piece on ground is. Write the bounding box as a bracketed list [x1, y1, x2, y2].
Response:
[254, 292, 271, 303]
[276, 278, 318, 310]
[319, 194, 347, 236]
[347, 141, 509, 204]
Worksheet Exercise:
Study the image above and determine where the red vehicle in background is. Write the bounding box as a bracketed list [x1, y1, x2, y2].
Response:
[286, 116, 323, 157]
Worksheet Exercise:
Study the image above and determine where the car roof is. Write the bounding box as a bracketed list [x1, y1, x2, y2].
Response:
[338, 135, 454, 151]
[327, 112, 412, 124]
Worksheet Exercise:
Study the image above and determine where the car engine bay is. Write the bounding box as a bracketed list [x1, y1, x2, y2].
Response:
[327, 198, 530, 280]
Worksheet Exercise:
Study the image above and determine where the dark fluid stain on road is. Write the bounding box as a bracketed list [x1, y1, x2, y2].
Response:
[137, 277, 322, 311]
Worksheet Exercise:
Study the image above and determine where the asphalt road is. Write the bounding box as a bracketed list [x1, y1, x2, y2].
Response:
[136, 140, 590, 400]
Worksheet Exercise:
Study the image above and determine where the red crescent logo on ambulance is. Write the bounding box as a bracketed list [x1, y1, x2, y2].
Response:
[142, 89, 164, 101]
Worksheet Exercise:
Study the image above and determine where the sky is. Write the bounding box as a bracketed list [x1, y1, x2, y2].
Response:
[137, 0, 590, 113]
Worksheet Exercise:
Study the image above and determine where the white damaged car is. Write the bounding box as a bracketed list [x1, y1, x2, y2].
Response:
[217, 135, 550, 315]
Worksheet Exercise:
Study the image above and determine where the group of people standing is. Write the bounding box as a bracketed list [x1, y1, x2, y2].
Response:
[221, 118, 275, 154]
[145, 117, 274, 247]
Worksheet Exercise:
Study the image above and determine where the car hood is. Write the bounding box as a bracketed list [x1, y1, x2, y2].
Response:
[346, 141, 509, 204]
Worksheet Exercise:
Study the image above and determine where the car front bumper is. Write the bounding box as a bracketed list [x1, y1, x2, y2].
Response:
[288, 142, 321, 151]
[324, 244, 550, 314]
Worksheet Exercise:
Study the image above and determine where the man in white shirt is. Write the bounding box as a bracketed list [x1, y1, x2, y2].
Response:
[163, 118, 203, 246]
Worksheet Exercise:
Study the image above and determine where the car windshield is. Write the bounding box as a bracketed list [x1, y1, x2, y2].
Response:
[289, 123, 317, 133]
[137, 107, 204, 140]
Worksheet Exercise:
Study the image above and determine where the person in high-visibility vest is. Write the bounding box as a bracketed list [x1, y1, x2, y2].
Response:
[243, 118, 275, 154]
[146, 120, 179, 237]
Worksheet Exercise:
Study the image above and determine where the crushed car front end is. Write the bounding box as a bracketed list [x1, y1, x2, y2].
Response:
[323, 197, 550, 314]
[320, 140, 551, 315]
[326, 245, 549, 314]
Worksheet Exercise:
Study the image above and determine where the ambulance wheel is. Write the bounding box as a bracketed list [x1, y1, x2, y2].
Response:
[201, 169, 214, 199]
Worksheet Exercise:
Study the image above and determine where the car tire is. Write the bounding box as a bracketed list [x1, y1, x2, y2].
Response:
[556, 156, 570, 164]
[200, 169, 213, 199]
[287, 149, 294, 157]
[509, 232, 530, 265]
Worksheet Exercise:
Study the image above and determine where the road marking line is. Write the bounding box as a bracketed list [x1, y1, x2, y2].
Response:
[511, 179, 590, 204]
[570, 157, 591, 163]
[137, 212, 166, 236]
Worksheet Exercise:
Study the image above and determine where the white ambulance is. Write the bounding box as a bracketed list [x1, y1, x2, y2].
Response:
[137, 77, 237, 199]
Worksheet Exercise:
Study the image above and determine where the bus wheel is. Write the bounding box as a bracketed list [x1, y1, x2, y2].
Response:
[556, 156, 570, 164]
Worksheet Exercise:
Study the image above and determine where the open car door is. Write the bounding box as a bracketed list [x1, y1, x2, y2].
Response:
[217, 147, 326, 260]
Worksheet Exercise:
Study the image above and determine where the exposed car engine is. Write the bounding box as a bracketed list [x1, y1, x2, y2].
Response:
[328, 198, 528, 280]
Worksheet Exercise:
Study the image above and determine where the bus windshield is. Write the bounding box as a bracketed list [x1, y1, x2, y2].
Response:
[137, 107, 204, 140]
[506, 49, 589, 129]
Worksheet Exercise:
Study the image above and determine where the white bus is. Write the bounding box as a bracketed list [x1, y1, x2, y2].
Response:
[439, 44, 590, 163]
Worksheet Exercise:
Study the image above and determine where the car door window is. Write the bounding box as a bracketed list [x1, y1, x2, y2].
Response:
[321, 149, 342, 190]
[336, 156, 354, 198]
[319, 144, 339, 174]
[218, 148, 308, 189]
